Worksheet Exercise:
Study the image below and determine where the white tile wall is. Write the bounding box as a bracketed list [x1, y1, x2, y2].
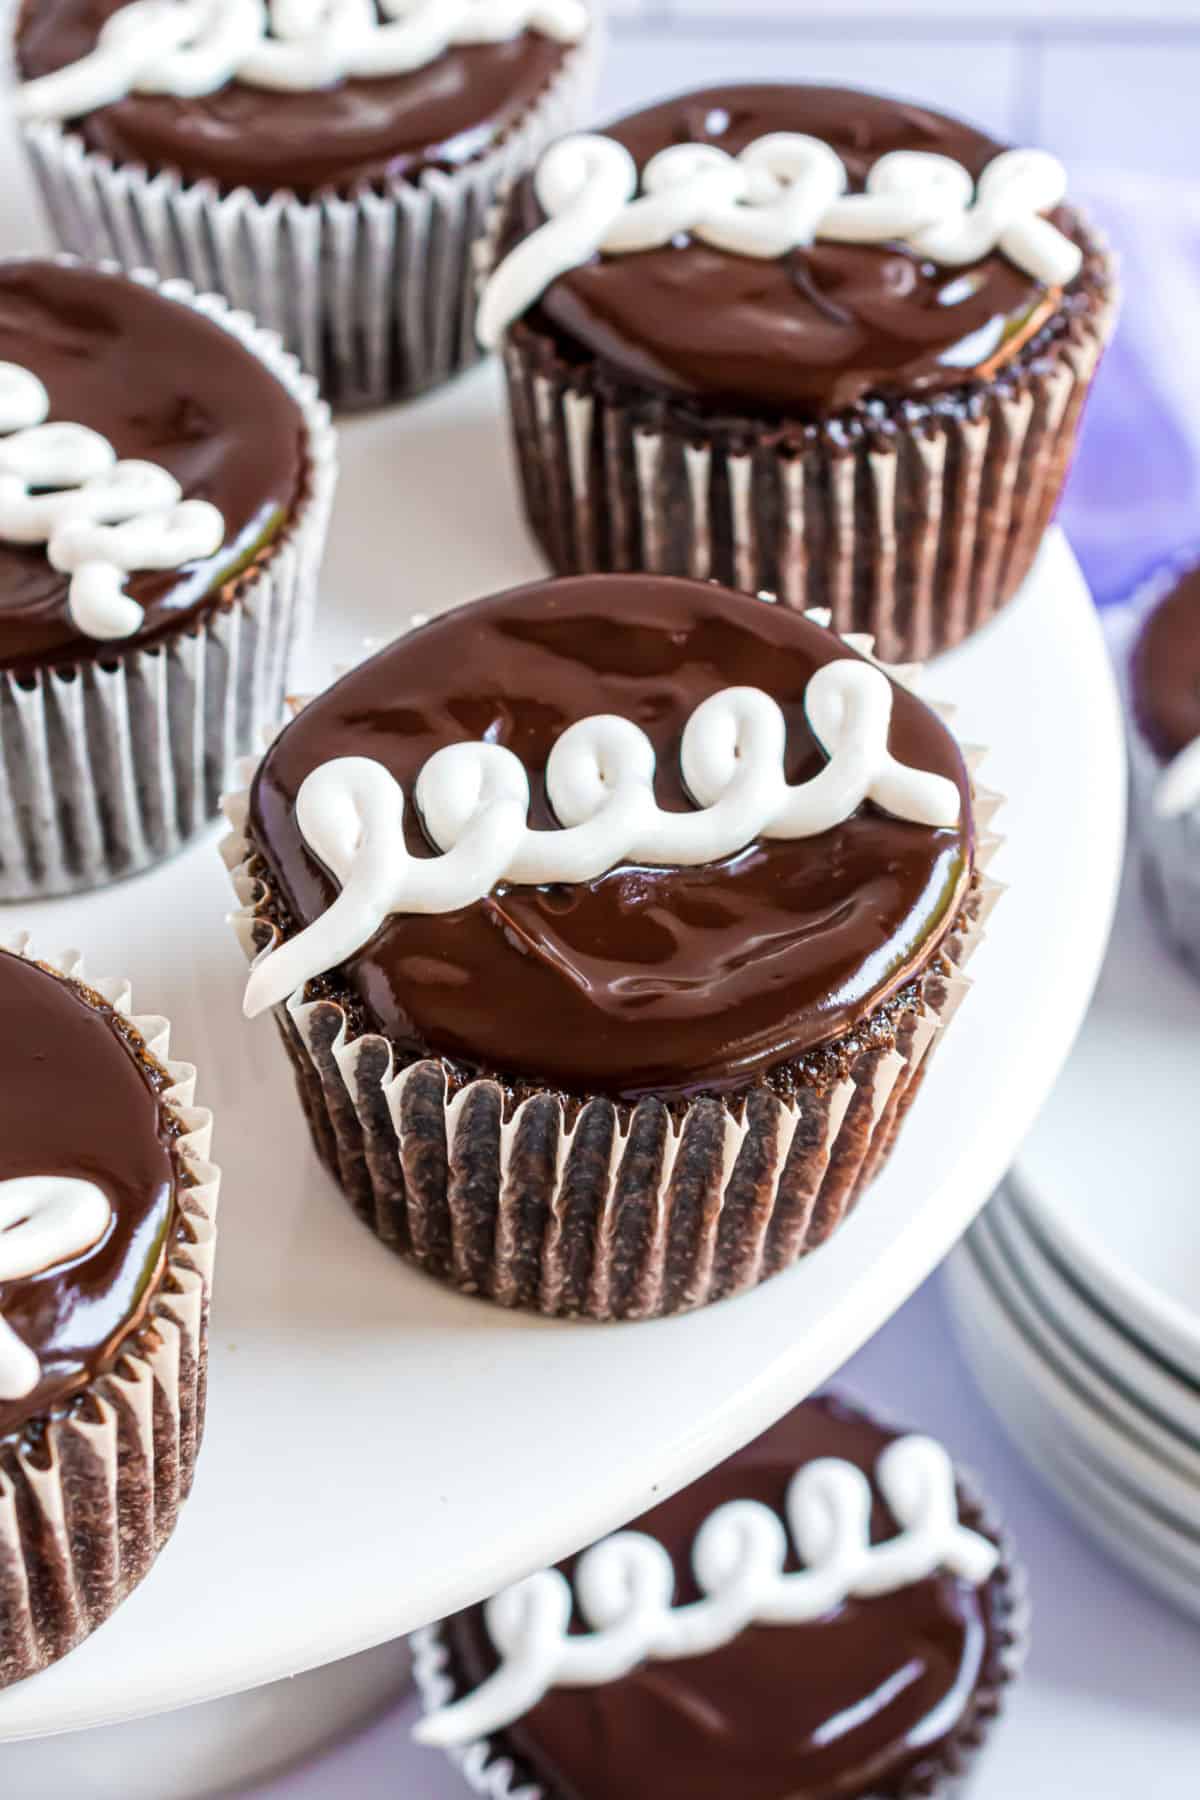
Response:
[599, 0, 1200, 174]
[669, 1, 1200, 20]
[595, 36, 1020, 142]
[1038, 40, 1200, 170]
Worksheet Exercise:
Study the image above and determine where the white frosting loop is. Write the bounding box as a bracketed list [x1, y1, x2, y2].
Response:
[15, 0, 588, 119]
[821, 150, 973, 244]
[478, 135, 640, 352]
[242, 658, 962, 1019]
[902, 147, 1077, 283]
[413, 1433, 1001, 1748]
[477, 129, 1082, 348]
[0, 362, 226, 641]
[0, 362, 58, 433]
[0, 1176, 112, 1401]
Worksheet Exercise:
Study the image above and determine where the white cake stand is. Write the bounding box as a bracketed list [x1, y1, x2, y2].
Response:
[0, 339, 1125, 1748]
[0, 1641, 415, 1798]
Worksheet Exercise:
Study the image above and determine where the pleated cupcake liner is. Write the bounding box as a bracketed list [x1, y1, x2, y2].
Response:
[16, 26, 601, 412]
[0, 935, 220, 1693]
[1108, 555, 1200, 982]
[496, 245, 1117, 664]
[0, 258, 336, 902]
[408, 1404, 1030, 1800]
[219, 643, 1003, 1322]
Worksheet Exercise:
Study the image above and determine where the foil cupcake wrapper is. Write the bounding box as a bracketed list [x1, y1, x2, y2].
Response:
[0, 935, 220, 1692]
[16, 29, 600, 411]
[497, 251, 1117, 663]
[1108, 558, 1200, 981]
[219, 643, 1003, 1322]
[0, 258, 337, 902]
[407, 1408, 1030, 1800]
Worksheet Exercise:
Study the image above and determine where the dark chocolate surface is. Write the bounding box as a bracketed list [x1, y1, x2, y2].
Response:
[513, 83, 1094, 416]
[15, 0, 577, 201]
[442, 1395, 1004, 1800]
[1131, 566, 1200, 763]
[249, 574, 973, 1100]
[0, 258, 308, 674]
[0, 951, 177, 1442]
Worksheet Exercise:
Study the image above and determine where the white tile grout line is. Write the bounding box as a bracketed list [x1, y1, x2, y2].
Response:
[1012, 34, 1046, 145]
[613, 12, 1200, 42]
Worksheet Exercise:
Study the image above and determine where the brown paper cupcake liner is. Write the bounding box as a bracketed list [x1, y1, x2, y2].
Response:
[220, 645, 1003, 1321]
[0, 258, 337, 902]
[0, 935, 220, 1691]
[408, 1413, 1030, 1800]
[496, 246, 1117, 663]
[16, 28, 601, 411]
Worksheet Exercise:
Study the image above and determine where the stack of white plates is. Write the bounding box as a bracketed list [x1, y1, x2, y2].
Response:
[944, 857, 1200, 1620]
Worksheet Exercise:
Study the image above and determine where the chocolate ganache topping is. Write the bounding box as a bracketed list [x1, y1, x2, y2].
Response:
[0, 259, 308, 675]
[14, 0, 579, 202]
[510, 83, 1097, 417]
[440, 1395, 1008, 1800]
[0, 951, 178, 1442]
[1131, 566, 1200, 764]
[248, 575, 973, 1100]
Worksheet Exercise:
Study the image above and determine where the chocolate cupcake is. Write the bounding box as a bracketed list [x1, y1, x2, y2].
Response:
[411, 1393, 1027, 1799]
[12, 0, 599, 410]
[1127, 561, 1200, 978]
[477, 83, 1117, 661]
[0, 935, 219, 1690]
[222, 572, 1001, 1319]
[0, 255, 334, 899]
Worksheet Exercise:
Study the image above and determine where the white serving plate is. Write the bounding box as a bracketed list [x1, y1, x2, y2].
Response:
[1014, 850, 1200, 1380]
[992, 1183, 1200, 1453]
[973, 1200, 1200, 1487]
[945, 1248, 1200, 1619]
[0, 360, 1123, 1750]
[950, 1235, 1200, 1535]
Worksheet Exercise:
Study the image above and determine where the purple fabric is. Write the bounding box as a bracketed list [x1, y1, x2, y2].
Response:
[1061, 178, 1200, 607]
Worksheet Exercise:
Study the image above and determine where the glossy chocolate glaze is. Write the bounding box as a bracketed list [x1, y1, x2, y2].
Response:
[1131, 567, 1200, 763]
[249, 575, 973, 1099]
[442, 1395, 1005, 1800]
[511, 82, 1095, 416]
[0, 259, 308, 675]
[15, 0, 576, 201]
[0, 951, 177, 1442]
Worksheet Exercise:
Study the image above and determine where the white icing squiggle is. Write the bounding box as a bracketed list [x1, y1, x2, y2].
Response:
[14, 0, 588, 120]
[242, 659, 962, 1018]
[477, 131, 1081, 348]
[0, 1177, 112, 1400]
[0, 361, 226, 642]
[1156, 738, 1200, 819]
[414, 1434, 1000, 1748]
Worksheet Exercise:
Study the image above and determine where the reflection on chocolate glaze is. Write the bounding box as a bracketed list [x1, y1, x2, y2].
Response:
[442, 1396, 1004, 1800]
[0, 259, 308, 673]
[249, 574, 973, 1099]
[0, 952, 177, 1442]
[14, 0, 576, 200]
[1131, 566, 1200, 763]
[510, 83, 1097, 415]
